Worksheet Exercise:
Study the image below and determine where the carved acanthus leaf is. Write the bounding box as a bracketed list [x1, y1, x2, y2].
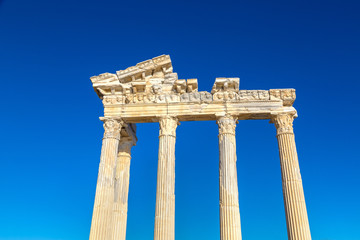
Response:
[103, 119, 123, 140]
[159, 116, 179, 136]
[271, 114, 294, 135]
[217, 115, 237, 135]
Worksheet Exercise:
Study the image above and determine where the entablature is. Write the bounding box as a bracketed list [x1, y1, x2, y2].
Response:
[90, 55, 297, 123]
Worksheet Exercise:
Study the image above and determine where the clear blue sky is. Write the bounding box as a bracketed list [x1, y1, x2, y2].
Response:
[0, 0, 359, 239]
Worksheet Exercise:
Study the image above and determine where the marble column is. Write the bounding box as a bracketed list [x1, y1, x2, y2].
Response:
[154, 116, 179, 240]
[271, 114, 311, 240]
[112, 136, 135, 240]
[217, 115, 242, 240]
[90, 118, 123, 240]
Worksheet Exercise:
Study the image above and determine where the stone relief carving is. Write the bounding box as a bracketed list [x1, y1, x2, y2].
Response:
[211, 78, 240, 102]
[213, 91, 240, 102]
[180, 91, 212, 103]
[270, 89, 296, 106]
[92, 56, 296, 107]
[239, 90, 270, 101]
[101, 89, 295, 106]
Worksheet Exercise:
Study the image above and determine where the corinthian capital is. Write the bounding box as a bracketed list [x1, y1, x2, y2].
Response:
[102, 118, 124, 140]
[271, 114, 294, 135]
[159, 116, 179, 136]
[217, 115, 237, 135]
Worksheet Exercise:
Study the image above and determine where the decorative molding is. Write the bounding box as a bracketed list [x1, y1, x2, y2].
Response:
[101, 88, 295, 106]
[270, 89, 296, 106]
[239, 90, 270, 101]
[180, 91, 212, 103]
[271, 114, 294, 135]
[217, 115, 237, 135]
[91, 55, 295, 107]
[159, 116, 179, 136]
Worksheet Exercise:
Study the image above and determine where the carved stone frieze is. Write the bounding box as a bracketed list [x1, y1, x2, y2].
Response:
[271, 114, 294, 135]
[101, 89, 296, 106]
[213, 91, 240, 102]
[159, 116, 179, 136]
[91, 56, 297, 112]
[180, 91, 212, 103]
[239, 90, 270, 101]
[102, 118, 123, 140]
[102, 95, 125, 105]
[270, 89, 296, 106]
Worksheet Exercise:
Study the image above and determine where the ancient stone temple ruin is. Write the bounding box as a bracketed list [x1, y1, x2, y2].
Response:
[89, 55, 311, 240]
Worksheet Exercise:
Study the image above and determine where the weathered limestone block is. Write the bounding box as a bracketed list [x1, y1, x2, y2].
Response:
[154, 116, 179, 240]
[271, 114, 311, 240]
[213, 91, 240, 102]
[103, 95, 125, 106]
[186, 79, 198, 92]
[239, 90, 270, 101]
[270, 89, 296, 106]
[116, 55, 172, 83]
[175, 79, 187, 94]
[212, 78, 240, 102]
[90, 73, 123, 98]
[175, 79, 199, 94]
[90, 118, 123, 240]
[91, 73, 119, 87]
[180, 92, 200, 102]
[131, 81, 147, 93]
[180, 91, 213, 103]
[258, 90, 270, 100]
[217, 115, 242, 240]
[199, 91, 212, 102]
[156, 94, 167, 104]
[165, 94, 181, 103]
[211, 77, 240, 93]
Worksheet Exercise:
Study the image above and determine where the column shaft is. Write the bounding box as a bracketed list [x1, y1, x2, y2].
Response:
[272, 114, 311, 240]
[112, 137, 134, 240]
[154, 116, 178, 240]
[90, 119, 123, 240]
[217, 116, 242, 240]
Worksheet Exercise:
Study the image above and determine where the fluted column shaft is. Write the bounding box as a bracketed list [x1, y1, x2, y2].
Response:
[217, 116, 242, 240]
[90, 119, 123, 240]
[272, 114, 311, 240]
[154, 116, 179, 240]
[112, 137, 134, 240]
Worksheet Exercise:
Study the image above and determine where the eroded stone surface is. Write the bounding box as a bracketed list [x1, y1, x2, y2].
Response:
[89, 55, 311, 240]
